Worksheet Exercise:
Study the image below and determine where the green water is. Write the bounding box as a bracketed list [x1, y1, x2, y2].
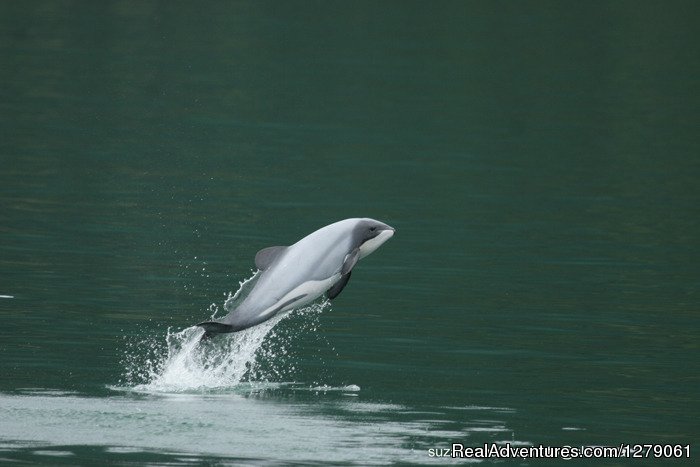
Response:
[1, 1, 699, 464]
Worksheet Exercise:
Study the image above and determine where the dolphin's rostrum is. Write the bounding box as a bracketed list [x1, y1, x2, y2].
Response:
[197, 218, 395, 338]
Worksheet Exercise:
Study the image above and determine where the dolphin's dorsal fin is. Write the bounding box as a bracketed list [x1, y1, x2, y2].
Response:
[341, 248, 360, 275]
[255, 246, 287, 270]
[327, 271, 352, 300]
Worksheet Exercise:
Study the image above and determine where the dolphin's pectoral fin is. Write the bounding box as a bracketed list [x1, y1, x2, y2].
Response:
[327, 271, 352, 300]
[255, 246, 287, 270]
[341, 248, 360, 275]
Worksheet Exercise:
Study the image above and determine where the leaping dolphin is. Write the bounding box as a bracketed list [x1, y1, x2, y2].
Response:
[197, 218, 395, 338]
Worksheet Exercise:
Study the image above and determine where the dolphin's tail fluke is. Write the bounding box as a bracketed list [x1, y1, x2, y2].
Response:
[196, 320, 235, 342]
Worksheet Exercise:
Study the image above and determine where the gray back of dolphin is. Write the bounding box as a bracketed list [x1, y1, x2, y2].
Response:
[197, 218, 394, 339]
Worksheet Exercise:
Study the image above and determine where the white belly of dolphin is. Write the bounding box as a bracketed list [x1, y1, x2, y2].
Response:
[257, 274, 341, 319]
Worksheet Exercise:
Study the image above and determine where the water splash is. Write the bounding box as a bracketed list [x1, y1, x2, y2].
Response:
[137, 314, 286, 392]
[119, 271, 331, 392]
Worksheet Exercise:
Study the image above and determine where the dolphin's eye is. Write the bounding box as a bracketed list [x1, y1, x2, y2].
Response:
[370, 226, 376, 232]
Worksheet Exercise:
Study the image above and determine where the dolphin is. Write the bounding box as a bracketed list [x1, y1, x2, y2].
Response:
[197, 218, 395, 338]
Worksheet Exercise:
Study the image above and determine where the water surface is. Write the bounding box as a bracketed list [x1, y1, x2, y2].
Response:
[1, 1, 698, 464]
